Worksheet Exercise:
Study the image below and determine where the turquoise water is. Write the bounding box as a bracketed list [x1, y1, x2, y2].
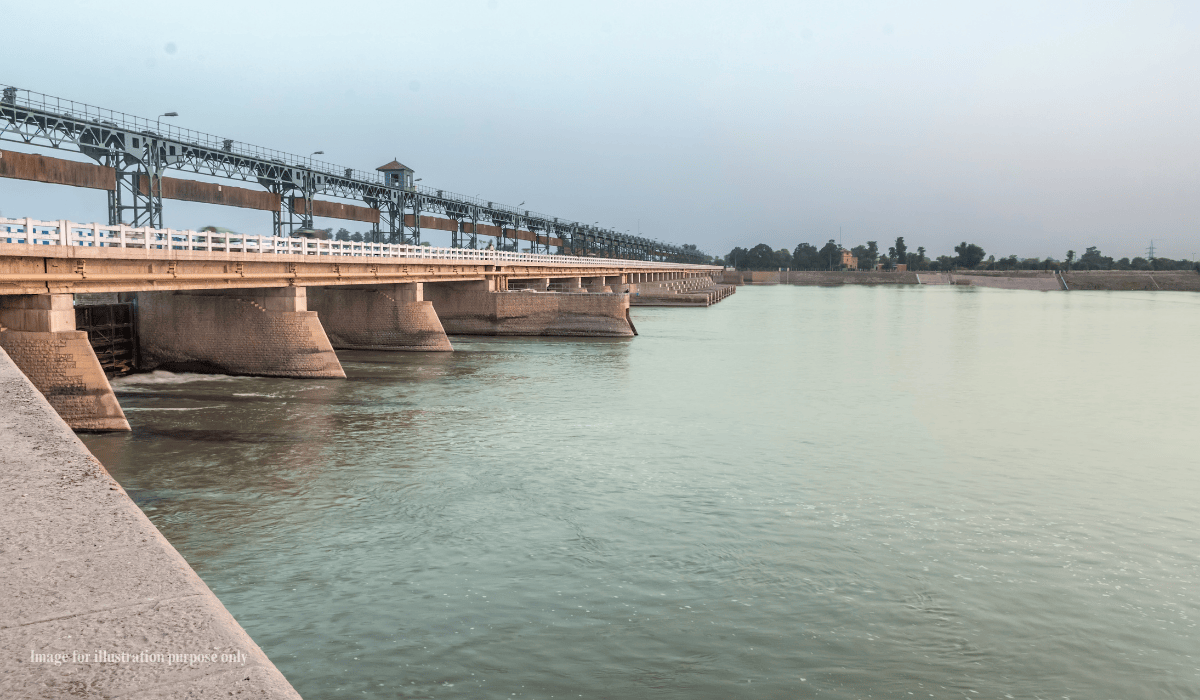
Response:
[81, 286, 1200, 699]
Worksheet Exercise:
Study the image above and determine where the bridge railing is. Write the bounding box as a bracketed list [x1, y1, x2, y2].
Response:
[0, 218, 715, 269]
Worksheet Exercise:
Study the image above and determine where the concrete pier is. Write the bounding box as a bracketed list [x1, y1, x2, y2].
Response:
[549, 277, 582, 292]
[509, 278, 549, 291]
[0, 294, 129, 431]
[426, 281, 635, 337]
[307, 283, 452, 351]
[0, 345, 299, 699]
[137, 287, 345, 378]
[631, 276, 736, 307]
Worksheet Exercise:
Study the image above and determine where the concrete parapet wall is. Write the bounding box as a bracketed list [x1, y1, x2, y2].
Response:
[915, 270, 1200, 291]
[0, 294, 128, 431]
[746, 271, 781, 285]
[785, 271, 919, 286]
[0, 345, 299, 699]
[308, 284, 452, 351]
[138, 288, 345, 377]
[1062, 271, 1200, 291]
[426, 282, 634, 336]
[931, 274, 1063, 290]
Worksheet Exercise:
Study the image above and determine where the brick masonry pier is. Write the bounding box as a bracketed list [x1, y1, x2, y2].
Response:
[426, 280, 635, 337]
[307, 283, 452, 351]
[0, 294, 128, 431]
[137, 288, 346, 378]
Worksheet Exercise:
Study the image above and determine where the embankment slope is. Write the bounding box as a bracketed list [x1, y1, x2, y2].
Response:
[0, 346, 300, 699]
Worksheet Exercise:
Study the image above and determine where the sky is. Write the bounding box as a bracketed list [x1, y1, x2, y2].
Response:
[2, 0, 1198, 261]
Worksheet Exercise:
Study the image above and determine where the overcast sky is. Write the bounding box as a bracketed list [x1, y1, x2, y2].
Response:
[3, 0, 1198, 260]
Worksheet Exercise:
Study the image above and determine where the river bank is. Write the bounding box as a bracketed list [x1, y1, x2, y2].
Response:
[719, 269, 1200, 291]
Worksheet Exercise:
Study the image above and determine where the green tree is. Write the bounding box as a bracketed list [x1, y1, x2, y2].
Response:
[817, 239, 841, 270]
[728, 243, 785, 270]
[851, 241, 879, 270]
[335, 227, 352, 241]
[793, 242, 819, 269]
[1079, 246, 1112, 269]
[775, 248, 793, 269]
[954, 241, 986, 269]
[726, 246, 747, 267]
[894, 237, 908, 266]
[907, 245, 929, 270]
[1065, 250, 1076, 269]
[744, 243, 777, 270]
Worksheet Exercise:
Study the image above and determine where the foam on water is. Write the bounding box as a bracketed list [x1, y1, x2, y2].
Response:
[111, 370, 235, 388]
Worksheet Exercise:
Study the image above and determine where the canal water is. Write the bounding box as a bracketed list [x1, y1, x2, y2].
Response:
[80, 286, 1200, 700]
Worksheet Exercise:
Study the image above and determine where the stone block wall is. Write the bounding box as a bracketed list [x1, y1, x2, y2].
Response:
[0, 330, 130, 431]
[0, 294, 128, 432]
[138, 288, 345, 377]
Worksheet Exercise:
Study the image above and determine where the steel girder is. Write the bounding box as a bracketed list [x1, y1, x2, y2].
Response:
[1, 84, 711, 262]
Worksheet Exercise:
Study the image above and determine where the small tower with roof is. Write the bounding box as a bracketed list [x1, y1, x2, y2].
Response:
[377, 159, 414, 190]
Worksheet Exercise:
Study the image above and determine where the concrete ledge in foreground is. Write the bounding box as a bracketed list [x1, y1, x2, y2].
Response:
[0, 345, 301, 699]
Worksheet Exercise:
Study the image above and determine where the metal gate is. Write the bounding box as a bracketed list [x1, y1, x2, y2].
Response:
[75, 303, 137, 375]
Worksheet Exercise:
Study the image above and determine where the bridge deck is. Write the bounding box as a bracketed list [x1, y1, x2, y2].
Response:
[0, 219, 718, 295]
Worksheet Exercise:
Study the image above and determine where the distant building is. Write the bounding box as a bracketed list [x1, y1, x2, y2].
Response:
[840, 249, 858, 270]
[377, 159, 415, 189]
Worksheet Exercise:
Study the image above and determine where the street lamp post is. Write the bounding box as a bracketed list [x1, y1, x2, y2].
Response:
[144, 112, 179, 228]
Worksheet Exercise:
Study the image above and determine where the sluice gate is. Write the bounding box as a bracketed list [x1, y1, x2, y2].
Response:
[74, 302, 137, 375]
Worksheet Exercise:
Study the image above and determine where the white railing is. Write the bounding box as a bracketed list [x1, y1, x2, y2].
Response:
[0, 218, 716, 269]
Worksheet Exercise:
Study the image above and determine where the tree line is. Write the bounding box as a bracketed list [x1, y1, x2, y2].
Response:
[724, 238, 1199, 272]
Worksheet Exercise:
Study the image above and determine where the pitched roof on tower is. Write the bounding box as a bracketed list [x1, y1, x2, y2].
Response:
[376, 159, 412, 172]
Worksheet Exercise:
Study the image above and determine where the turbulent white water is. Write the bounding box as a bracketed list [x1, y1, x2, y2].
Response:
[83, 286, 1200, 699]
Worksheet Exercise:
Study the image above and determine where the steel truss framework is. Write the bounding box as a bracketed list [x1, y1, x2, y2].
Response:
[0, 84, 710, 264]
